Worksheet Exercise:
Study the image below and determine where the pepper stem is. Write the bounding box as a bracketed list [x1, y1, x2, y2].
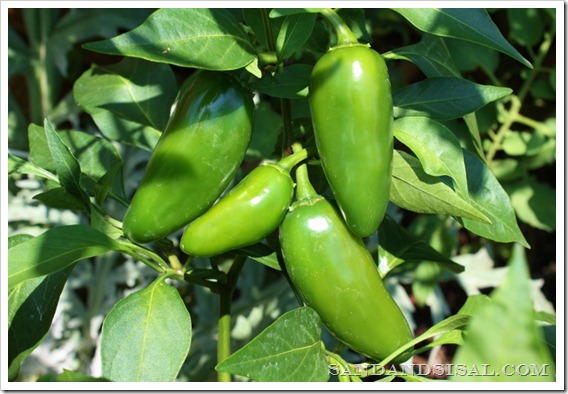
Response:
[277, 148, 308, 172]
[320, 8, 358, 46]
[294, 163, 319, 201]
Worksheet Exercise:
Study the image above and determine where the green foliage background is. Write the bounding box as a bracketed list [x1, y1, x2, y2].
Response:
[7, 7, 556, 383]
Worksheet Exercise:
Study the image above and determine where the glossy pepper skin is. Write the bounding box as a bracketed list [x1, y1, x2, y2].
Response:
[180, 150, 307, 257]
[280, 165, 413, 363]
[123, 71, 254, 243]
[309, 44, 393, 237]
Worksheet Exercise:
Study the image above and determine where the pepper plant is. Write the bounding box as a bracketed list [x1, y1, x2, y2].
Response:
[7, 7, 557, 384]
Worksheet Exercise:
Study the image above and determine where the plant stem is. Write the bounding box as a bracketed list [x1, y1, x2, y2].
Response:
[117, 241, 168, 273]
[294, 163, 319, 201]
[217, 255, 247, 382]
[260, 9, 276, 52]
[517, 29, 555, 104]
[280, 98, 294, 155]
[259, 8, 295, 156]
[277, 148, 307, 172]
[320, 8, 358, 46]
[485, 95, 522, 164]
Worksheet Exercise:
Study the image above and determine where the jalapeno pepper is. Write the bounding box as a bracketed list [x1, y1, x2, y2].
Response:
[279, 164, 413, 362]
[309, 11, 393, 237]
[123, 70, 254, 243]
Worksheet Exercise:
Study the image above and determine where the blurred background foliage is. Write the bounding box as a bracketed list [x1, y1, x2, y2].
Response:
[8, 8, 556, 381]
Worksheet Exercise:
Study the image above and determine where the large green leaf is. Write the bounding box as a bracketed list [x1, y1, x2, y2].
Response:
[83, 9, 256, 71]
[393, 77, 512, 120]
[392, 8, 531, 68]
[74, 57, 176, 132]
[73, 57, 177, 150]
[394, 116, 469, 196]
[458, 149, 529, 247]
[8, 225, 122, 289]
[216, 307, 329, 382]
[8, 234, 74, 381]
[452, 244, 555, 381]
[390, 150, 490, 224]
[8, 266, 74, 381]
[101, 277, 192, 382]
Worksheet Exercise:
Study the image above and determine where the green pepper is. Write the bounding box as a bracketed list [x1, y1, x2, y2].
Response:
[280, 164, 413, 362]
[309, 41, 393, 238]
[123, 70, 254, 243]
[180, 149, 307, 257]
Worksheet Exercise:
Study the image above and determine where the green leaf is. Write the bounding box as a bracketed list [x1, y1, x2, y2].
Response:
[243, 9, 280, 52]
[8, 234, 34, 248]
[507, 8, 544, 48]
[380, 314, 470, 366]
[445, 37, 499, 73]
[91, 111, 160, 152]
[33, 187, 87, 211]
[392, 8, 532, 68]
[8, 262, 74, 381]
[390, 150, 491, 224]
[247, 102, 282, 160]
[505, 177, 556, 232]
[378, 216, 464, 277]
[452, 244, 555, 381]
[235, 243, 281, 271]
[458, 149, 529, 247]
[393, 77, 512, 120]
[420, 294, 491, 352]
[385, 33, 460, 78]
[43, 119, 90, 209]
[28, 124, 127, 203]
[83, 9, 256, 71]
[394, 116, 469, 195]
[73, 57, 177, 150]
[216, 307, 329, 382]
[101, 277, 192, 382]
[8, 153, 58, 182]
[8, 225, 122, 289]
[37, 370, 110, 382]
[250, 64, 311, 99]
[48, 8, 153, 77]
[275, 13, 316, 60]
[90, 206, 124, 240]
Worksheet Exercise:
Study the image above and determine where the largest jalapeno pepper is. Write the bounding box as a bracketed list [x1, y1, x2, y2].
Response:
[279, 164, 413, 363]
[309, 40, 393, 238]
[123, 71, 254, 243]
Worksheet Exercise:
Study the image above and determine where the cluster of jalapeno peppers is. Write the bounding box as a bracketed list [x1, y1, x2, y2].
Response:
[123, 10, 412, 363]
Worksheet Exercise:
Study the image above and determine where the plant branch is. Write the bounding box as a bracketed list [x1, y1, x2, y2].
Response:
[217, 255, 247, 382]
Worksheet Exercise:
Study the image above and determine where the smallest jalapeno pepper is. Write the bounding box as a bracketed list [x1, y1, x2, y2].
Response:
[180, 149, 308, 257]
